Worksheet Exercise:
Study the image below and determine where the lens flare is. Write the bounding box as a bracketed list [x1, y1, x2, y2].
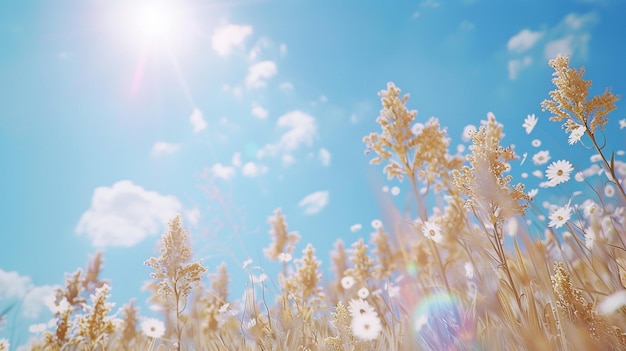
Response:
[412, 292, 476, 350]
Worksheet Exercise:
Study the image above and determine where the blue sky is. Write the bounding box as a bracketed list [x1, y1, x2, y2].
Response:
[2, 0, 626, 346]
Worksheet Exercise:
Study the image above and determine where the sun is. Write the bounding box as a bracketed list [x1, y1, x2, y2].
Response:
[136, 5, 174, 45]
[126, 1, 185, 49]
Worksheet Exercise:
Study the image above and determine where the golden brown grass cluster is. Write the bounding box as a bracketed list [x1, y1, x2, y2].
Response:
[12, 55, 626, 350]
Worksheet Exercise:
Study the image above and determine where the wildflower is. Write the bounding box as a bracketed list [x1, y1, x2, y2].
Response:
[532, 150, 551, 166]
[584, 228, 596, 250]
[141, 318, 165, 338]
[371, 219, 382, 229]
[278, 252, 292, 263]
[341, 276, 355, 290]
[351, 311, 382, 341]
[567, 124, 586, 145]
[391, 186, 400, 196]
[574, 172, 585, 182]
[0, 339, 8, 351]
[358, 287, 370, 299]
[527, 188, 538, 199]
[421, 219, 443, 243]
[531, 139, 541, 147]
[522, 113, 538, 134]
[545, 160, 574, 185]
[350, 224, 362, 233]
[412, 122, 424, 135]
[348, 298, 375, 317]
[548, 205, 572, 228]
[605, 184, 615, 197]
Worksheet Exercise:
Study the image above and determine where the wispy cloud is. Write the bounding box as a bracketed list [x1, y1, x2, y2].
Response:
[298, 190, 329, 215]
[211, 24, 253, 57]
[508, 56, 533, 80]
[279, 43, 288, 58]
[246, 61, 277, 89]
[0, 269, 59, 319]
[506, 12, 598, 80]
[258, 110, 317, 159]
[75, 180, 182, 247]
[242, 162, 268, 177]
[251, 104, 269, 119]
[151, 141, 181, 156]
[318, 148, 331, 166]
[507, 29, 544, 53]
[210, 163, 236, 180]
[190, 108, 207, 133]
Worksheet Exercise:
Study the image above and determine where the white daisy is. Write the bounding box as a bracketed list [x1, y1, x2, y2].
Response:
[532, 150, 551, 166]
[358, 287, 370, 299]
[531, 139, 542, 147]
[0, 339, 9, 351]
[619, 119, 626, 129]
[278, 252, 292, 263]
[348, 298, 375, 318]
[605, 184, 615, 198]
[341, 276, 355, 290]
[545, 160, 574, 185]
[548, 205, 572, 228]
[568, 124, 586, 145]
[391, 186, 400, 196]
[371, 219, 382, 229]
[422, 219, 443, 243]
[522, 114, 538, 134]
[351, 311, 382, 342]
[141, 318, 165, 339]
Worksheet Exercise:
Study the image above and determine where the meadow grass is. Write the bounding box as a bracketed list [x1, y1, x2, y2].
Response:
[6, 54, 626, 350]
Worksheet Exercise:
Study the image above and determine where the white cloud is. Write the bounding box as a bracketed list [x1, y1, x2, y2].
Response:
[507, 29, 544, 53]
[211, 24, 253, 57]
[249, 37, 271, 61]
[544, 35, 575, 59]
[190, 108, 207, 133]
[246, 61, 277, 89]
[298, 191, 329, 215]
[508, 56, 533, 80]
[0, 269, 59, 319]
[251, 104, 268, 119]
[242, 162, 268, 177]
[279, 43, 288, 58]
[232, 152, 242, 167]
[279, 82, 294, 90]
[186, 208, 201, 226]
[75, 180, 182, 247]
[151, 141, 181, 156]
[258, 110, 317, 159]
[210, 163, 236, 180]
[318, 148, 331, 166]
[543, 12, 598, 61]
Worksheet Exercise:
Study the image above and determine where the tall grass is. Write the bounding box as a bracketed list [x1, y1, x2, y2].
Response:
[11, 55, 626, 350]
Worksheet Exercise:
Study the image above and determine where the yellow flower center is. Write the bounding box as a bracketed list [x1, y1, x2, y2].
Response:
[557, 170, 563, 176]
